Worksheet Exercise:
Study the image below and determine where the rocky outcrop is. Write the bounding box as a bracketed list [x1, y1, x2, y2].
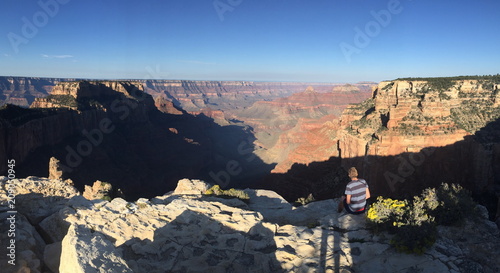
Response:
[257, 77, 499, 220]
[0, 176, 79, 273]
[82, 180, 113, 200]
[154, 96, 183, 115]
[48, 157, 64, 180]
[173, 178, 211, 195]
[2, 177, 499, 273]
[333, 78, 500, 199]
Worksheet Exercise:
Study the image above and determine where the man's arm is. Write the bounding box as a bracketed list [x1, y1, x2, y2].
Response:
[366, 187, 371, 199]
[346, 194, 351, 204]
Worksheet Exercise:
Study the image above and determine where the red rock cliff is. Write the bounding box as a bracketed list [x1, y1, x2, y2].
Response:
[337, 78, 500, 197]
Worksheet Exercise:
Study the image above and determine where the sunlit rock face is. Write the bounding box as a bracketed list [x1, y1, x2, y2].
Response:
[259, 78, 500, 209]
[333, 79, 500, 198]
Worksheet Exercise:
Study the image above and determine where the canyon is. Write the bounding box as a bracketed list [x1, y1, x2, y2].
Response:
[0, 77, 68, 107]
[260, 77, 500, 222]
[1, 75, 500, 272]
[0, 77, 372, 197]
[1, 76, 499, 219]
[0, 76, 367, 111]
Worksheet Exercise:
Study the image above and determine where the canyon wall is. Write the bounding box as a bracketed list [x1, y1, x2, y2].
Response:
[0, 107, 107, 174]
[143, 80, 368, 112]
[1, 76, 370, 111]
[1, 80, 280, 199]
[3, 76, 498, 215]
[0, 77, 65, 107]
[336, 78, 500, 200]
[258, 77, 500, 214]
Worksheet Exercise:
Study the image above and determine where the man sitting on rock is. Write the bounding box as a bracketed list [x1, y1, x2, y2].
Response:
[338, 167, 370, 214]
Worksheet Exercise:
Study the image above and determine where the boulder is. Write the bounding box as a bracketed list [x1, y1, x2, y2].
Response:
[60, 225, 132, 273]
[173, 178, 212, 195]
[83, 180, 113, 200]
[38, 206, 76, 243]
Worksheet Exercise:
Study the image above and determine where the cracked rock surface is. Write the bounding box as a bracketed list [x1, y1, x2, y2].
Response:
[1, 177, 499, 273]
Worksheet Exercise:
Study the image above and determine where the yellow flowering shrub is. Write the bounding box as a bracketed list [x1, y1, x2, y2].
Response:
[366, 183, 476, 255]
[366, 196, 407, 232]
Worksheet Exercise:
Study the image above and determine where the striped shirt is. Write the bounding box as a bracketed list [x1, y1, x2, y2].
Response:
[345, 179, 369, 211]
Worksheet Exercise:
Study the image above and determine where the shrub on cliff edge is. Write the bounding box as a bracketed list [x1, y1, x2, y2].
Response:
[367, 183, 476, 254]
[204, 185, 250, 201]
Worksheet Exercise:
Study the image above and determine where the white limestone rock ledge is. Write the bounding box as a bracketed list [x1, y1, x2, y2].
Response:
[1, 177, 499, 273]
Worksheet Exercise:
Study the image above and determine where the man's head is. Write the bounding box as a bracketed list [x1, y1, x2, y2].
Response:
[348, 167, 358, 179]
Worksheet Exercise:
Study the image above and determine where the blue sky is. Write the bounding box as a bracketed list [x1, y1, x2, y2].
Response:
[0, 0, 499, 83]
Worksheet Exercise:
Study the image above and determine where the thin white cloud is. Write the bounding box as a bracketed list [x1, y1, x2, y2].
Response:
[3, 54, 10, 57]
[178, 60, 217, 65]
[41, 54, 74, 59]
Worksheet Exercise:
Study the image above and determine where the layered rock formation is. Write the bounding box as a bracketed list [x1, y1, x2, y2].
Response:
[1, 76, 365, 112]
[257, 77, 500, 218]
[143, 80, 366, 112]
[3, 76, 499, 218]
[1, 177, 499, 273]
[0, 77, 67, 107]
[228, 85, 373, 172]
[336, 78, 500, 198]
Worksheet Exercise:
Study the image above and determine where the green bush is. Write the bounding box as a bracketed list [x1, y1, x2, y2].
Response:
[294, 193, 315, 206]
[367, 183, 475, 254]
[204, 185, 250, 201]
[46, 95, 78, 108]
[102, 196, 112, 202]
[382, 82, 394, 91]
[390, 223, 436, 255]
[432, 183, 476, 226]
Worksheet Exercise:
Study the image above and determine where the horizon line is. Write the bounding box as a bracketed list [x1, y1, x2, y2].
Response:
[0, 75, 379, 85]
